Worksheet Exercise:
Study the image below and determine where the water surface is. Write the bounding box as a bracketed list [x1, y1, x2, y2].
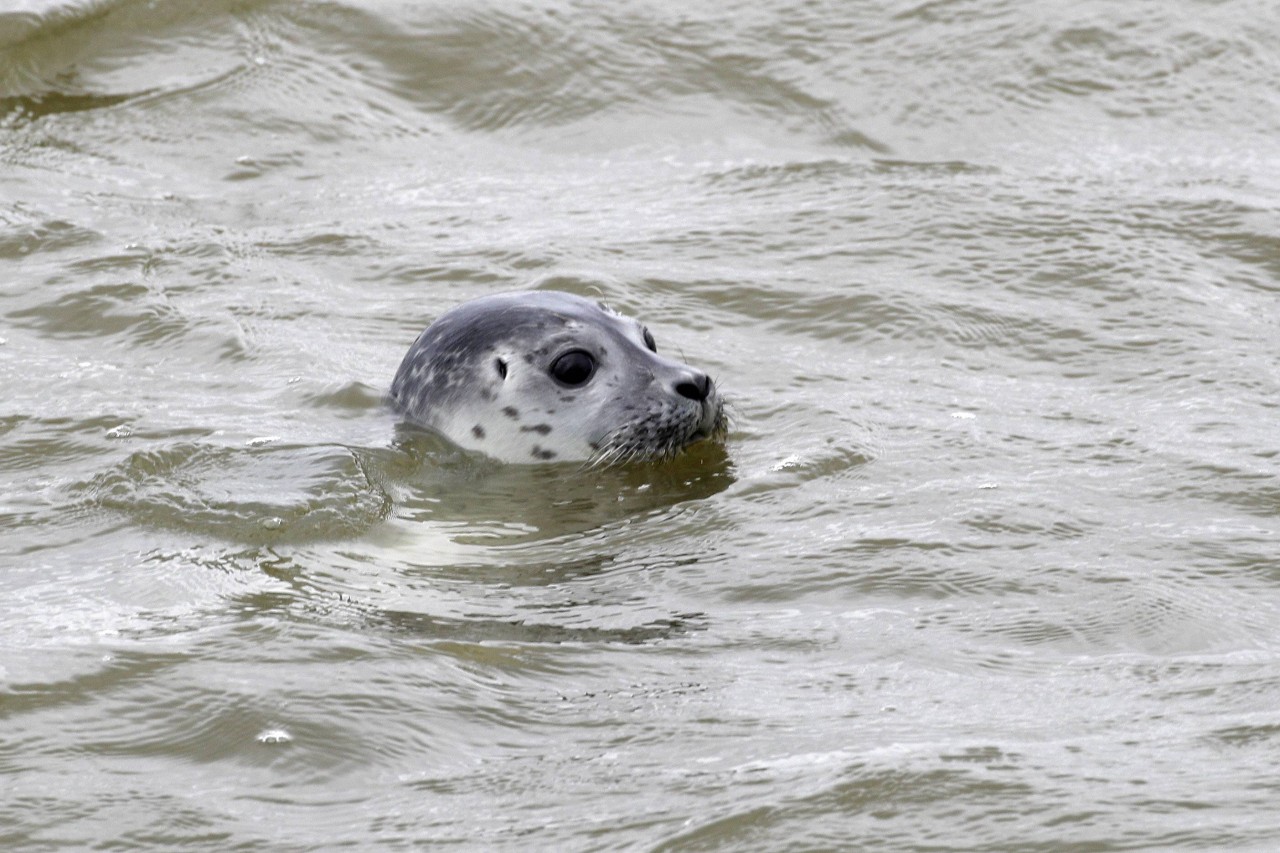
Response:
[3, 0, 1280, 849]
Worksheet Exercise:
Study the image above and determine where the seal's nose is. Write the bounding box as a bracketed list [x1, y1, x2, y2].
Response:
[675, 371, 713, 402]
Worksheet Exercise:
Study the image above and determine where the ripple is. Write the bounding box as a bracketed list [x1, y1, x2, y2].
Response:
[71, 441, 391, 544]
[375, 607, 704, 647]
[0, 213, 102, 259]
[8, 278, 194, 346]
[285, 2, 888, 151]
[0, 413, 133, 473]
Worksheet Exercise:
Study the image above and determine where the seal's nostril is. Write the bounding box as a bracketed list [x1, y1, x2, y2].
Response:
[676, 372, 711, 402]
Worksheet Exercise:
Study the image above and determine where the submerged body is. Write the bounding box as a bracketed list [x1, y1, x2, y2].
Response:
[390, 290, 726, 464]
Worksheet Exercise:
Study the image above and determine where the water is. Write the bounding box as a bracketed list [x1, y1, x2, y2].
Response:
[3, 0, 1279, 849]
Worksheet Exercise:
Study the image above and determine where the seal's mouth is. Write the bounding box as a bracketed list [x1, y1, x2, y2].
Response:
[585, 396, 729, 468]
[689, 427, 711, 442]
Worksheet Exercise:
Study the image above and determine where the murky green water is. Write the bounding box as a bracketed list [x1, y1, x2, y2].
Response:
[4, 0, 1280, 849]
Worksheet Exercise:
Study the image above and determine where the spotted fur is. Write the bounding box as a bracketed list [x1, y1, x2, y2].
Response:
[391, 290, 725, 464]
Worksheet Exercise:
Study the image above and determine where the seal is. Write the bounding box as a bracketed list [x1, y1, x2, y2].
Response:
[390, 290, 726, 464]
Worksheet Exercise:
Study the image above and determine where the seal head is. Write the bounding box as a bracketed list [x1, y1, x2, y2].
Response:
[390, 291, 726, 464]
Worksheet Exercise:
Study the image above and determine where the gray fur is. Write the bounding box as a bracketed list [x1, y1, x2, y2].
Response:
[391, 290, 726, 464]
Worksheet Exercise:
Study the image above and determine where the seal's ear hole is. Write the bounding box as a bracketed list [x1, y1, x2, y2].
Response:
[550, 350, 595, 387]
[494, 358, 508, 380]
[642, 328, 657, 352]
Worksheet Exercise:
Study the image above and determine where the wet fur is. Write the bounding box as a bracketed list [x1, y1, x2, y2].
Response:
[391, 291, 725, 464]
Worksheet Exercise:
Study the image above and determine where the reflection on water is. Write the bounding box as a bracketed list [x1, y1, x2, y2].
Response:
[3, 0, 1280, 849]
[394, 424, 736, 535]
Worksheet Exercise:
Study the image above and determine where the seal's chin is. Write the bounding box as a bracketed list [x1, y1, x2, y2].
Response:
[687, 401, 729, 446]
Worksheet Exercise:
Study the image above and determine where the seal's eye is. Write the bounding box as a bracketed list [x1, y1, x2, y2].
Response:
[642, 328, 657, 352]
[550, 350, 595, 386]
[495, 358, 508, 379]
